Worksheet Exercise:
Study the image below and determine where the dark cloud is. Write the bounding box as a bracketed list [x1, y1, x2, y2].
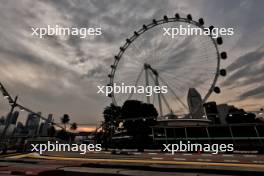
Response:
[239, 86, 264, 100]
[222, 45, 264, 88]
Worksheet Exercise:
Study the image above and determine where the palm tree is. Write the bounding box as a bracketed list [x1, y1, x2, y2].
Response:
[70, 122, 78, 131]
[61, 114, 70, 130]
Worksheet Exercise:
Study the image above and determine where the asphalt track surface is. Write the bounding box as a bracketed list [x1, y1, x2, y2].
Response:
[0, 151, 263, 175]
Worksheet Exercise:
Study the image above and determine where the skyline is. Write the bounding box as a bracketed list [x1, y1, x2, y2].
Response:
[0, 0, 263, 125]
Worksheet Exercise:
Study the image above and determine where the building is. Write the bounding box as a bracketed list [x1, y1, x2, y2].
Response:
[204, 102, 220, 124]
[187, 88, 204, 119]
[39, 114, 54, 136]
[217, 104, 235, 125]
[10, 111, 19, 125]
[25, 112, 41, 136]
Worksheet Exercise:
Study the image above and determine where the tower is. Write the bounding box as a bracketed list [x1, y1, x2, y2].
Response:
[187, 88, 204, 119]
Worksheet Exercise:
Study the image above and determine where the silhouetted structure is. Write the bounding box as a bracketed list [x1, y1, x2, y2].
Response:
[204, 102, 220, 124]
[216, 104, 235, 124]
[39, 114, 54, 136]
[187, 88, 204, 119]
[25, 112, 41, 136]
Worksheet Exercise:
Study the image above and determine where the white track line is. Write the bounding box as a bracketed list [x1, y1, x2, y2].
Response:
[183, 153, 192, 156]
[152, 157, 163, 160]
[148, 153, 158, 155]
[0, 171, 11, 174]
[222, 154, 234, 157]
[253, 161, 264, 164]
[197, 159, 212, 162]
[133, 152, 142, 155]
[224, 160, 239, 163]
[243, 155, 257, 158]
[174, 158, 186, 161]
[201, 154, 212, 156]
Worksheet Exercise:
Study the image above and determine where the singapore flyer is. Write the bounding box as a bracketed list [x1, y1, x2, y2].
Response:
[108, 14, 227, 118]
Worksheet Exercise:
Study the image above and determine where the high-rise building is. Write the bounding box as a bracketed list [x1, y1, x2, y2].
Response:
[10, 111, 19, 124]
[187, 88, 204, 119]
[0, 116, 5, 125]
[25, 112, 41, 136]
[39, 114, 53, 136]
[14, 122, 25, 135]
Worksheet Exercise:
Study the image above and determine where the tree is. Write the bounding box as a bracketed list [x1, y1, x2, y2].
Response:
[121, 100, 158, 151]
[70, 122, 78, 131]
[102, 103, 121, 150]
[61, 114, 70, 130]
[103, 103, 121, 124]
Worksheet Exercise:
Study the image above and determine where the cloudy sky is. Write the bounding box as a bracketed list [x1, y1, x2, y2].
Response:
[0, 0, 263, 126]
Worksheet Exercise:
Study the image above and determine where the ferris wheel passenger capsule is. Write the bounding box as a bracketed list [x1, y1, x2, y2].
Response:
[213, 87, 221, 94]
[163, 15, 168, 21]
[219, 69, 227, 76]
[187, 14, 192, 20]
[115, 56, 120, 60]
[209, 25, 214, 31]
[217, 37, 223, 45]
[198, 18, 204, 25]
[120, 47, 125, 51]
[220, 52, 227, 59]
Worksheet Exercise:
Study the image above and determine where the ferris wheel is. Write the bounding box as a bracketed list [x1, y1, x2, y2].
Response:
[107, 13, 227, 118]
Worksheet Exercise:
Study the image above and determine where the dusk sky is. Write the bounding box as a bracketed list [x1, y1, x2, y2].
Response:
[0, 0, 263, 126]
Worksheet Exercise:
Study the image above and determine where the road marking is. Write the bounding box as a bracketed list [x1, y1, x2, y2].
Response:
[183, 153, 192, 156]
[26, 155, 264, 169]
[148, 153, 157, 155]
[145, 150, 160, 152]
[0, 171, 11, 174]
[244, 155, 257, 158]
[174, 158, 186, 161]
[133, 152, 142, 155]
[152, 157, 163, 160]
[197, 159, 211, 162]
[7, 153, 33, 159]
[164, 153, 172, 155]
[224, 160, 239, 163]
[222, 154, 233, 157]
[0, 152, 23, 158]
[253, 161, 264, 164]
[201, 154, 212, 157]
